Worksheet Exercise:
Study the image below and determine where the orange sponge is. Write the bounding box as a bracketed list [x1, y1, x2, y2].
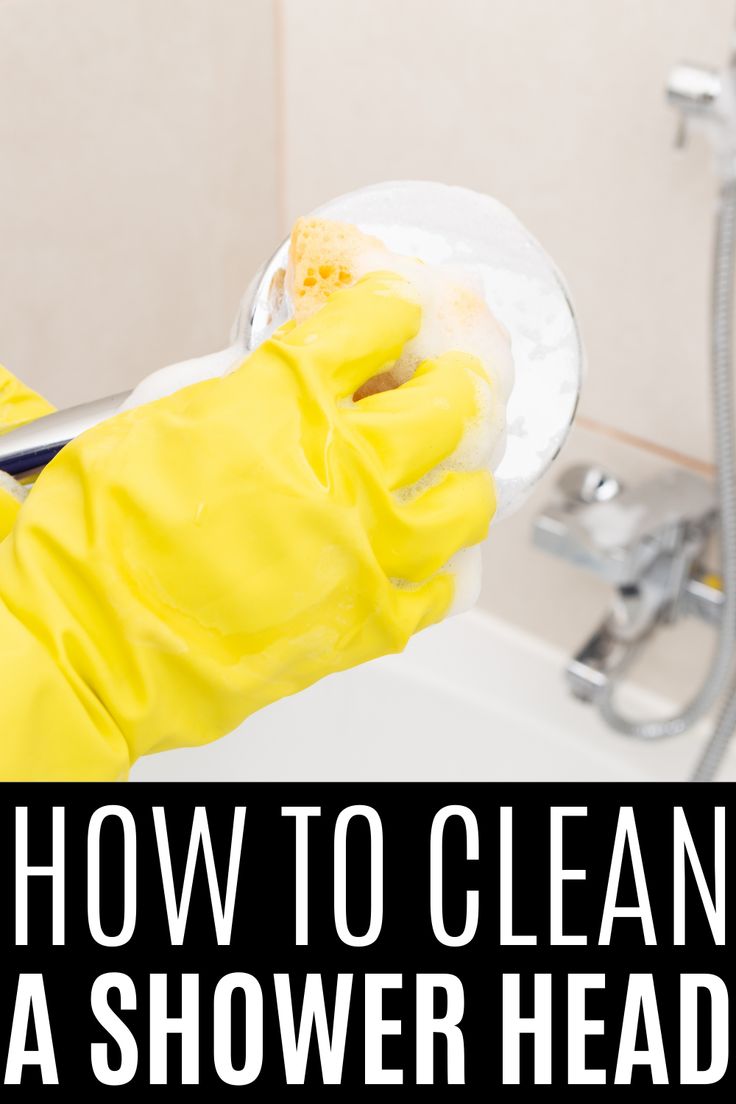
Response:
[287, 216, 385, 322]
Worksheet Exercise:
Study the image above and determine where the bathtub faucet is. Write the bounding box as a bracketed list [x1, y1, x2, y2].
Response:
[533, 464, 723, 702]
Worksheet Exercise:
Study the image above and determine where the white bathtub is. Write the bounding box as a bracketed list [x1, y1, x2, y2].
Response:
[131, 610, 732, 782]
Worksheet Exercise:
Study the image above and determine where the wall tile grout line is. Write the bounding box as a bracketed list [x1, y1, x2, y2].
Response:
[576, 415, 715, 478]
[272, 0, 288, 237]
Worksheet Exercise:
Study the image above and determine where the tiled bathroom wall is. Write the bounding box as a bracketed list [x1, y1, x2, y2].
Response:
[0, 0, 280, 406]
[0, 0, 732, 701]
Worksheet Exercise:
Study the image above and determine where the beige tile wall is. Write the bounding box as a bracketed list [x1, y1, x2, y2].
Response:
[0, 0, 729, 705]
[0, 0, 279, 406]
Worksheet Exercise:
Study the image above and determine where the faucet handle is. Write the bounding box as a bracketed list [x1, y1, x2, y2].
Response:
[556, 463, 623, 506]
[666, 62, 721, 114]
[666, 62, 722, 149]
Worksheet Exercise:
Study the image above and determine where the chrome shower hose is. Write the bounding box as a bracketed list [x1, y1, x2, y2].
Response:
[596, 180, 736, 774]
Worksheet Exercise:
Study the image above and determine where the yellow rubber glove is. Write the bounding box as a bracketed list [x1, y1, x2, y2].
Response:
[0, 273, 495, 780]
[0, 365, 55, 538]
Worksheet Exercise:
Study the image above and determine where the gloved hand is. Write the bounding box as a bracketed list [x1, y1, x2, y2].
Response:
[0, 365, 54, 537]
[0, 272, 495, 779]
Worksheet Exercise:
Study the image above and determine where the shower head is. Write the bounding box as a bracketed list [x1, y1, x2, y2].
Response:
[0, 181, 583, 517]
[239, 181, 583, 518]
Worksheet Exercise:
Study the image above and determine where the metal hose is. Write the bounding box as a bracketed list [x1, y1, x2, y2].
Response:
[596, 179, 736, 753]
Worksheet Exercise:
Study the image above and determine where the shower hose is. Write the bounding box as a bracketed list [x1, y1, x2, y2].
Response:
[597, 178, 736, 781]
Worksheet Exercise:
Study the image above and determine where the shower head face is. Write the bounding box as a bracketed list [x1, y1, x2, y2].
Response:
[239, 180, 583, 519]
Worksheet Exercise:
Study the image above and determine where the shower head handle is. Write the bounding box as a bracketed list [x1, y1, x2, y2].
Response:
[0, 392, 130, 477]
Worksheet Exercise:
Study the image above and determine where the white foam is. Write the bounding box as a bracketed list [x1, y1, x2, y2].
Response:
[122, 345, 245, 411]
[352, 246, 514, 403]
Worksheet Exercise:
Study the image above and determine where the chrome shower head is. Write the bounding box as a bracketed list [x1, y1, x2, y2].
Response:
[240, 181, 583, 518]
